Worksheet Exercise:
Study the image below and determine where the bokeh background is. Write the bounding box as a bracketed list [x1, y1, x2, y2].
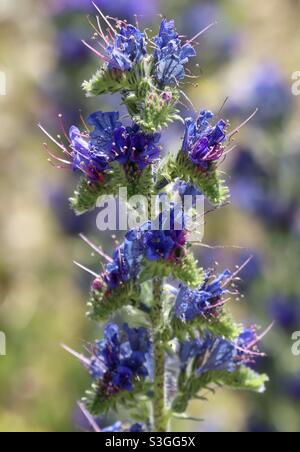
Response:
[0, 0, 300, 432]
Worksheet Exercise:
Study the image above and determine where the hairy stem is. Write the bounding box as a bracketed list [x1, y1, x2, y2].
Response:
[151, 277, 168, 432]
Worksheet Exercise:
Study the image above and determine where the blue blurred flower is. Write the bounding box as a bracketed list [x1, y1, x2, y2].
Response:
[268, 295, 300, 331]
[181, 2, 239, 65]
[227, 64, 294, 128]
[49, 0, 158, 18]
[154, 19, 196, 86]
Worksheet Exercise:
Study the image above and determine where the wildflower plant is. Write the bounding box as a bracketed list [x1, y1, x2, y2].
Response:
[41, 5, 269, 433]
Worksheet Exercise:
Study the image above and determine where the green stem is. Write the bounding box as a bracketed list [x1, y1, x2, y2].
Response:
[151, 277, 168, 432]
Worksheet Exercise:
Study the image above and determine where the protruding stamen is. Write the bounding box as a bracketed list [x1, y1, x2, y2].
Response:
[186, 21, 218, 44]
[92, 2, 116, 35]
[38, 123, 67, 151]
[222, 256, 253, 288]
[228, 109, 258, 139]
[78, 402, 101, 433]
[62, 344, 90, 366]
[73, 261, 99, 278]
[247, 322, 275, 349]
[79, 234, 113, 263]
[81, 40, 109, 61]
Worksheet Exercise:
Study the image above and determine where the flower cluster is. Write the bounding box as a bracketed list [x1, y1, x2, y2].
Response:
[42, 111, 161, 184]
[154, 19, 196, 86]
[180, 327, 260, 374]
[93, 206, 187, 294]
[174, 269, 231, 322]
[182, 110, 228, 169]
[47, 9, 269, 432]
[106, 24, 146, 72]
[88, 323, 151, 394]
[88, 111, 161, 170]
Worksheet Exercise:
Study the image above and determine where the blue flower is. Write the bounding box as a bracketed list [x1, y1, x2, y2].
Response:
[179, 327, 261, 374]
[197, 335, 236, 374]
[154, 19, 196, 86]
[179, 338, 203, 364]
[106, 24, 146, 72]
[183, 110, 227, 169]
[69, 126, 109, 178]
[88, 112, 161, 170]
[142, 211, 187, 262]
[123, 323, 151, 354]
[129, 125, 161, 170]
[112, 365, 134, 391]
[176, 181, 203, 199]
[174, 270, 231, 322]
[88, 323, 151, 395]
[129, 423, 145, 432]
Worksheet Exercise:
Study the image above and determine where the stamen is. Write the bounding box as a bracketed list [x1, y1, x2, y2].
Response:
[62, 344, 90, 366]
[73, 261, 99, 278]
[92, 2, 116, 35]
[43, 143, 71, 165]
[96, 16, 110, 45]
[205, 297, 232, 310]
[186, 21, 218, 44]
[78, 403, 101, 433]
[228, 109, 258, 139]
[222, 256, 253, 288]
[38, 123, 67, 151]
[58, 113, 71, 144]
[81, 40, 109, 61]
[247, 322, 275, 349]
[79, 234, 113, 263]
[79, 112, 90, 133]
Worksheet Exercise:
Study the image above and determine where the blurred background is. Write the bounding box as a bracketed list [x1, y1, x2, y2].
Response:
[0, 0, 300, 432]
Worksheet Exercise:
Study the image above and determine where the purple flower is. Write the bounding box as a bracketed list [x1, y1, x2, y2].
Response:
[154, 19, 196, 86]
[183, 110, 227, 169]
[174, 270, 231, 322]
[89, 112, 161, 170]
[88, 323, 151, 395]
